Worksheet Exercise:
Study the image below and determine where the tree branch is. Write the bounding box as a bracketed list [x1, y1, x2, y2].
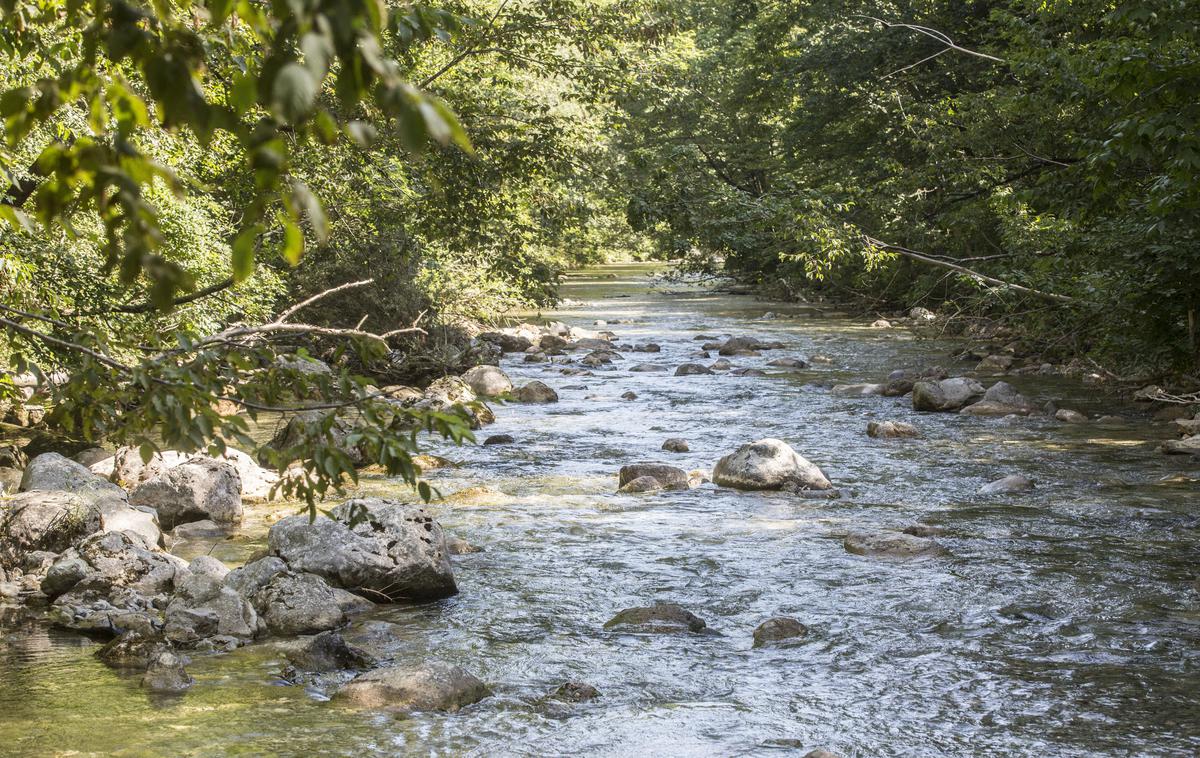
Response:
[863, 235, 1081, 304]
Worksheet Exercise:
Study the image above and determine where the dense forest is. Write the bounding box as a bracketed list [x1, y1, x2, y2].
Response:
[1, 1, 1199, 753]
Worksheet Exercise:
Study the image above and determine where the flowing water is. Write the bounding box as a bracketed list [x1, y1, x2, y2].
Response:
[2, 264, 1199, 756]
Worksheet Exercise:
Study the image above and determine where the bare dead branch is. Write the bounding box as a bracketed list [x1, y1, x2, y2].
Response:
[855, 15, 1005, 69]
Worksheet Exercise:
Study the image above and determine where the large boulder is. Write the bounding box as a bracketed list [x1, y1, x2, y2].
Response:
[912, 377, 985, 412]
[460, 365, 513, 397]
[129, 458, 242, 530]
[617, 464, 689, 492]
[267, 498, 456, 601]
[46, 530, 187, 635]
[712, 439, 833, 493]
[252, 571, 368, 636]
[960, 381, 1036, 416]
[514, 381, 559, 404]
[477, 330, 533, 354]
[1162, 435, 1200, 456]
[0, 491, 101, 561]
[335, 661, 491, 712]
[20, 452, 124, 497]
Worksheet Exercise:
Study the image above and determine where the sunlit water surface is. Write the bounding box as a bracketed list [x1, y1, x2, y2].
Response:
[2, 264, 1198, 756]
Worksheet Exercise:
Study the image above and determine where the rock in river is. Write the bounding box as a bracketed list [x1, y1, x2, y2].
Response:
[866, 421, 920, 439]
[978, 474, 1035, 494]
[460, 365, 513, 397]
[912, 377, 985, 412]
[267, 498, 456, 601]
[604, 603, 707, 633]
[712, 439, 833, 493]
[844, 530, 941, 558]
[514, 381, 559, 403]
[1, 491, 101, 559]
[960, 381, 1036, 416]
[662, 438, 690, 453]
[129, 458, 242, 531]
[675, 363, 714, 376]
[617, 464, 690, 492]
[752, 617, 809, 648]
[336, 660, 491, 712]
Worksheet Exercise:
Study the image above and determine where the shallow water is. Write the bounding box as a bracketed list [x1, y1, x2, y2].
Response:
[2, 263, 1199, 757]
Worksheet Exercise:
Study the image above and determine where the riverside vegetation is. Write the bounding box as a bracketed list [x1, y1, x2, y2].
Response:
[0, 0, 1198, 755]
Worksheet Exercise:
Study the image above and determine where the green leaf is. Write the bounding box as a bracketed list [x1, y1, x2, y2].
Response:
[231, 224, 263, 281]
[230, 71, 257, 115]
[279, 215, 304, 265]
[269, 63, 317, 123]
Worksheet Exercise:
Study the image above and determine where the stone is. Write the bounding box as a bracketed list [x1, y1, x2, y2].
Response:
[883, 367, 947, 397]
[284, 630, 373, 672]
[903, 524, 946, 537]
[961, 381, 1035, 416]
[910, 307, 936, 321]
[978, 474, 1034, 494]
[870, 319, 892, 328]
[19, 452, 124, 497]
[718, 336, 781, 356]
[445, 535, 482, 555]
[844, 531, 941, 557]
[460, 365, 513, 397]
[142, 650, 193, 692]
[1162, 435, 1200, 455]
[629, 363, 667, 372]
[830, 383, 884, 397]
[866, 421, 920, 439]
[483, 434, 514, 445]
[514, 381, 559, 404]
[618, 464, 689, 491]
[632, 343, 661, 353]
[709, 359, 733, 371]
[335, 661, 491, 712]
[1055, 408, 1088, 424]
[163, 558, 258, 644]
[912, 377, 985, 412]
[675, 363, 714, 376]
[976, 354, 1015, 371]
[618, 476, 665, 493]
[169, 519, 230, 542]
[224, 556, 288, 598]
[129, 458, 242, 530]
[96, 631, 172, 670]
[253, 571, 361, 636]
[477, 331, 532, 354]
[729, 368, 766, 377]
[276, 354, 333, 376]
[713, 439, 833, 493]
[551, 681, 600, 702]
[46, 530, 184, 601]
[662, 438, 689, 453]
[767, 357, 808, 369]
[267, 498, 456, 601]
[0, 491, 101, 560]
[752, 617, 809, 648]
[803, 750, 843, 758]
[620, 391, 638, 400]
[604, 603, 706, 633]
[524, 352, 548, 364]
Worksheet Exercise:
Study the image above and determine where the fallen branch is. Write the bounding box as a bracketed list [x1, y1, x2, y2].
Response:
[863, 235, 1081, 304]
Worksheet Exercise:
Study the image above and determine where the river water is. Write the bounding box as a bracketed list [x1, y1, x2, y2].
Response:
[1, 264, 1198, 756]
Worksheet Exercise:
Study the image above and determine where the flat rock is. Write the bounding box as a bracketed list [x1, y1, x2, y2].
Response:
[335, 661, 491, 712]
[603, 603, 706, 633]
[844, 530, 941, 558]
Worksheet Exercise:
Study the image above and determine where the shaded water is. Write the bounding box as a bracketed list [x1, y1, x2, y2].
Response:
[2, 264, 1199, 756]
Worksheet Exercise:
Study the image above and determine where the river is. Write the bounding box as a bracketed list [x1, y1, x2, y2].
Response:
[1, 263, 1198, 756]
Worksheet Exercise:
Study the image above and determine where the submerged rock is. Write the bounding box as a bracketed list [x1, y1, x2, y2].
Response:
[284, 630, 374, 672]
[604, 603, 707, 634]
[752, 617, 809, 648]
[142, 650, 193, 693]
[551, 681, 600, 702]
[335, 661, 491, 712]
[712, 439, 833, 493]
[830, 383, 884, 397]
[866, 421, 920, 439]
[844, 530, 941, 558]
[978, 474, 1035, 495]
[617, 464, 690, 492]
